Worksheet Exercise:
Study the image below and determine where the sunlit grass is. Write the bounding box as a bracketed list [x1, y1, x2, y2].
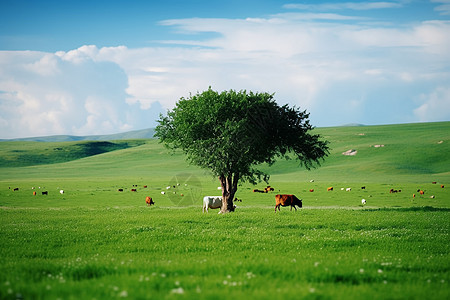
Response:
[1, 207, 449, 299]
[0, 122, 449, 299]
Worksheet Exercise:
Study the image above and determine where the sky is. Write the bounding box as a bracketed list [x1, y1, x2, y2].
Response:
[0, 0, 449, 139]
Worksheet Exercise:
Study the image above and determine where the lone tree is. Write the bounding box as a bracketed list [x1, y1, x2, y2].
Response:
[155, 88, 329, 213]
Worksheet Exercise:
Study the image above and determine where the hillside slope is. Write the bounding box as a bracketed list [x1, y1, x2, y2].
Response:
[0, 122, 449, 184]
[0, 140, 146, 167]
[0, 128, 155, 142]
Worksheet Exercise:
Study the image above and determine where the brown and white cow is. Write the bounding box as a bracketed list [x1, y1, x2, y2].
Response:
[275, 194, 302, 212]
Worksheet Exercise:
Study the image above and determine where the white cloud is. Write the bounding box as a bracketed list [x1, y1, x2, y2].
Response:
[0, 49, 163, 138]
[414, 87, 450, 122]
[1, 6, 450, 138]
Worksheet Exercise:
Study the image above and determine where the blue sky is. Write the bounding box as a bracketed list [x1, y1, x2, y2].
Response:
[1, 0, 449, 138]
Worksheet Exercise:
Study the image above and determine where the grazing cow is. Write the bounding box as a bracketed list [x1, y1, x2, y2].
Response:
[413, 194, 416, 198]
[42, 191, 48, 195]
[327, 187, 333, 191]
[361, 186, 366, 190]
[361, 199, 366, 205]
[264, 186, 274, 193]
[346, 188, 351, 192]
[145, 196, 155, 206]
[441, 185, 445, 188]
[131, 189, 137, 192]
[253, 189, 265, 193]
[161, 191, 165, 195]
[143, 185, 148, 188]
[13, 188, 19, 191]
[203, 196, 222, 213]
[275, 194, 302, 212]
[60, 190, 64, 195]
[419, 190, 425, 195]
[432, 182, 437, 184]
[33, 191, 36, 196]
[309, 189, 314, 192]
[118, 189, 124, 192]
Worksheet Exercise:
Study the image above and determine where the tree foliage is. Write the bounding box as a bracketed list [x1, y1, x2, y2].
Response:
[155, 88, 329, 212]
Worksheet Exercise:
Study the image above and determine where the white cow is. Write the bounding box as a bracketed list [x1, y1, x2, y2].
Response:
[202, 196, 222, 213]
[361, 199, 366, 205]
[60, 190, 64, 194]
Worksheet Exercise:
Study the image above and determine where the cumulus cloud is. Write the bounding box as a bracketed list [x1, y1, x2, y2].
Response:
[1, 3, 450, 138]
[414, 87, 450, 122]
[0, 49, 163, 138]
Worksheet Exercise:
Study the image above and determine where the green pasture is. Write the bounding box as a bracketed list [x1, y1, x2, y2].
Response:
[1, 122, 449, 299]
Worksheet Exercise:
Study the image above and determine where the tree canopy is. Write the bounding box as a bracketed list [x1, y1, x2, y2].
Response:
[155, 88, 329, 213]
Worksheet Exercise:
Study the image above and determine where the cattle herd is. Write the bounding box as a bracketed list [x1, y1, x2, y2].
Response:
[7, 181, 445, 213]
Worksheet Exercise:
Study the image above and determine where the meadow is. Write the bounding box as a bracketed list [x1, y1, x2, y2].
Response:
[0, 122, 449, 299]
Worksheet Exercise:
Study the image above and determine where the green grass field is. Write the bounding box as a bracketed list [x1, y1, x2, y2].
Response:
[1, 122, 449, 299]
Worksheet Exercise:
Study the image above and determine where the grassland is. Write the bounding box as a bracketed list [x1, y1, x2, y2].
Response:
[0, 122, 449, 299]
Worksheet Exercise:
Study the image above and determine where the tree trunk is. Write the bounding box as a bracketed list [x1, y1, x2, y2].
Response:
[219, 174, 238, 213]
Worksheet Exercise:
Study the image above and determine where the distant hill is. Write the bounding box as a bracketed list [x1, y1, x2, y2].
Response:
[0, 140, 147, 168]
[1, 122, 448, 181]
[0, 128, 155, 142]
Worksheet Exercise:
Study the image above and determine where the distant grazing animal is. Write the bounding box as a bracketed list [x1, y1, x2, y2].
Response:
[42, 191, 48, 195]
[361, 186, 366, 190]
[131, 189, 137, 192]
[309, 189, 314, 192]
[430, 195, 435, 199]
[203, 196, 222, 213]
[234, 198, 242, 202]
[275, 194, 302, 212]
[143, 185, 148, 188]
[264, 186, 274, 193]
[413, 194, 416, 198]
[346, 188, 351, 192]
[13, 188, 19, 191]
[145, 196, 155, 206]
[59, 190, 64, 195]
[161, 191, 165, 195]
[33, 191, 36, 196]
[327, 187, 333, 191]
[419, 190, 425, 195]
[432, 182, 437, 184]
[390, 188, 400, 193]
[442, 185, 445, 188]
[253, 189, 265, 193]
[118, 189, 124, 192]
[361, 199, 366, 205]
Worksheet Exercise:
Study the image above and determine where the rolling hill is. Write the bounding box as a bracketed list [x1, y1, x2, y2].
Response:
[0, 122, 449, 185]
[0, 128, 155, 142]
